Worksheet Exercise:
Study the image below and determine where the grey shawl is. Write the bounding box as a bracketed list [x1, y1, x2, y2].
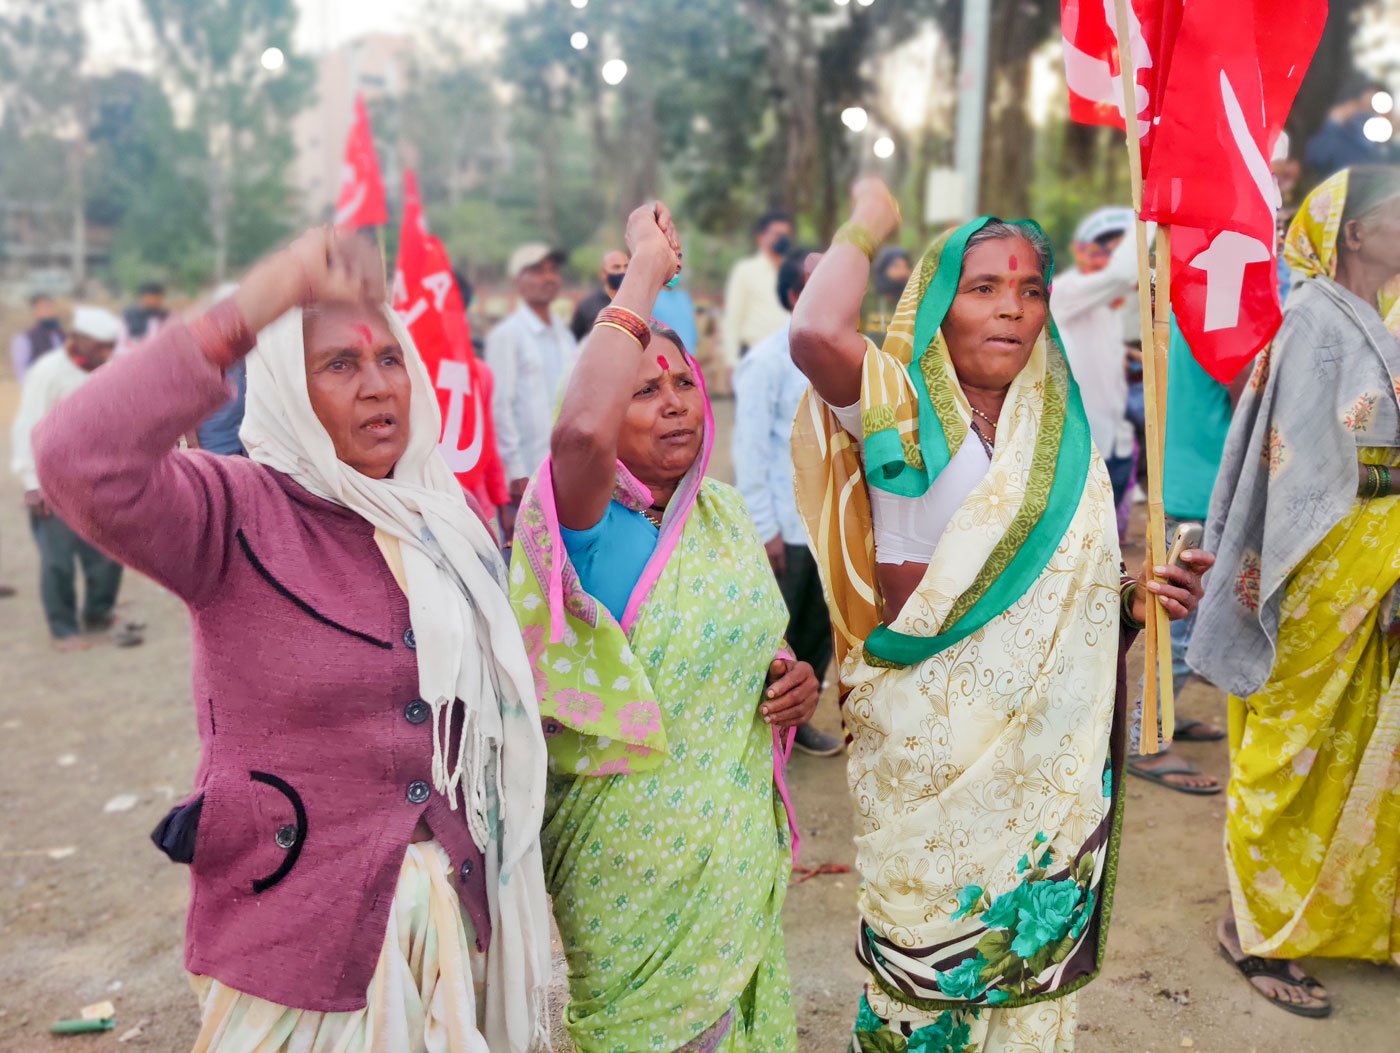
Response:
[1188, 277, 1400, 697]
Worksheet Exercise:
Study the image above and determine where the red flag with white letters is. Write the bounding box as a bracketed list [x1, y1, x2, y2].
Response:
[1062, 0, 1326, 383]
[1143, 0, 1325, 383]
[333, 94, 388, 229]
[392, 169, 508, 509]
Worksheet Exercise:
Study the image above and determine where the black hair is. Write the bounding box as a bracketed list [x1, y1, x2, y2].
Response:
[1337, 73, 1385, 107]
[138, 281, 165, 296]
[753, 210, 793, 237]
[29, 291, 54, 306]
[775, 247, 811, 311]
[452, 269, 473, 309]
[648, 319, 689, 358]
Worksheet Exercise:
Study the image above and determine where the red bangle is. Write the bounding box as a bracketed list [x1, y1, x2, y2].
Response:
[191, 299, 255, 371]
[596, 306, 651, 350]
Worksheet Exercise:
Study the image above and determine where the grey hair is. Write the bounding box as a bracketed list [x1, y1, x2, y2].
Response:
[965, 220, 1052, 279]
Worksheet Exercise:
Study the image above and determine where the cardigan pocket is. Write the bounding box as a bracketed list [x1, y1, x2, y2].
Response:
[247, 771, 308, 894]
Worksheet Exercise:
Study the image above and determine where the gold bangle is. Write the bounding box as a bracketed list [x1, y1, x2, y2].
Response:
[1120, 579, 1146, 630]
[599, 304, 647, 330]
[832, 220, 880, 261]
[594, 320, 645, 351]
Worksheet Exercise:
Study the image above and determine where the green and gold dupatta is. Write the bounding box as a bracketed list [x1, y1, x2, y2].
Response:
[793, 216, 1094, 670]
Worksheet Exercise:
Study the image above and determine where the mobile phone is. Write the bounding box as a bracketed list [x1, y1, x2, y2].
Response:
[1166, 521, 1204, 568]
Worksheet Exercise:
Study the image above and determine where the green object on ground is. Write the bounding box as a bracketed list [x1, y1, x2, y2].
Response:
[49, 1018, 116, 1035]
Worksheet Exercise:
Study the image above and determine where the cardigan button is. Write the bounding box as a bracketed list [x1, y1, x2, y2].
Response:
[459, 860, 473, 882]
[404, 699, 430, 725]
[403, 628, 416, 650]
[274, 825, 298, 849]
[406, 780, 431, 805]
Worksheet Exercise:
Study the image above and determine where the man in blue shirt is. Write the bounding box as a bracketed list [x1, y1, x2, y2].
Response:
[733, 249, 842, 757]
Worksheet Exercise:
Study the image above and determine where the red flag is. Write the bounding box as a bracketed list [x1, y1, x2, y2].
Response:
[1060, 0, 1177, 147]
[334, 94, 388, 229]
[1140, 0, 1326, 382]
[392, 170, 508, 509]
[1062, 0, 1326, 383]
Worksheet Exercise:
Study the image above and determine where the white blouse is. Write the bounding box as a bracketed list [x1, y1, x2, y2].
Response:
[828, 400, 989, 565]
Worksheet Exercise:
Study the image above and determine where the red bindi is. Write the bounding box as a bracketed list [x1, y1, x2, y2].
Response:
[656, 354, 670, 372]
[1008, 255, 1019, 271]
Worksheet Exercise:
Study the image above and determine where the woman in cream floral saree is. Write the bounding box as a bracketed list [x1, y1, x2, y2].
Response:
[788, 179, 1211, 1052]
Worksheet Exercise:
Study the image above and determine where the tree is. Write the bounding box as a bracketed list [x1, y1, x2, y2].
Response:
[86, 71, 213, 289]
[139, 0, 313, 280]
[0, 0, 90, 288]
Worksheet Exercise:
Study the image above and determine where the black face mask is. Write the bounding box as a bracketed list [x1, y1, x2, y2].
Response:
[37, 318, 62, 332]
[605, 272, 625, 291]
[770, 234, 792, 256]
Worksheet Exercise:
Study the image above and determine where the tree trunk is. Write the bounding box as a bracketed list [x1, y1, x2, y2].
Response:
[69, 136, 86, 293]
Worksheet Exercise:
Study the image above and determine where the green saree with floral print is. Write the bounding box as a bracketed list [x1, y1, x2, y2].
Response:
[509, 367, 798, 1051]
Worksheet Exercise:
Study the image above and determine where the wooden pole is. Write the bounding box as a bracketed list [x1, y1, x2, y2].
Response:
[1112, 0, 1172, 752]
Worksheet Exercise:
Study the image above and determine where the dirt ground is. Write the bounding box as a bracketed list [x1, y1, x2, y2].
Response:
[0, 374, 1394, 1053]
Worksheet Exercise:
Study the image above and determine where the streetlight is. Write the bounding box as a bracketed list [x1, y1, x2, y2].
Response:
[260, 46, 285, 72]
[1363, 116, 1394, 144]
[602, 59, 628, 86]
[571, 31, 588, 50]
[873, 136, 895, 159]
[1373, 91, 1394, 116]
[841, 106, 869, 132]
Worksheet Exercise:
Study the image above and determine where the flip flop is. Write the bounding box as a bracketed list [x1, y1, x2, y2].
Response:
[1174, 718, 1227, 742]
[1216, 944, 1332, 1018]
[1126, 756, 1222, 795]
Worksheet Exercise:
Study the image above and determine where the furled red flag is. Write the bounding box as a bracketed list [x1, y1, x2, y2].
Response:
[333, 94, 388, 229]
[392, 169, 508, 510]
[1140, 0, 1326, 383]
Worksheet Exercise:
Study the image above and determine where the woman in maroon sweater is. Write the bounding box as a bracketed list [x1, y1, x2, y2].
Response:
[32, 229, 552, 1052]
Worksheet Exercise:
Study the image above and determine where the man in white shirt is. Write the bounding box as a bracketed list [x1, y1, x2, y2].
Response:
[1049, 208, 1142, 524]
[732, 249, 842, 757]
[485, 242, 578, 537]
[721, 210, 795, 370]
[11, 307, 131, 651]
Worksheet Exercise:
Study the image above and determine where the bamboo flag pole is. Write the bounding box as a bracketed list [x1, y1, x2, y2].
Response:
[1111, 0, 1173, 751]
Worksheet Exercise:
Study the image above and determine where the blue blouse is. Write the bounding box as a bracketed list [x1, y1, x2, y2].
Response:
[559, 500, 659, 622]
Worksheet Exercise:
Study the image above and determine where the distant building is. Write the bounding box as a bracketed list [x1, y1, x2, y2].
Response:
[292, 34, 413, 222]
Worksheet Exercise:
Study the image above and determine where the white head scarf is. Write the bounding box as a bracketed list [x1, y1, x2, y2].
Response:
[240, 305, 550, 1051]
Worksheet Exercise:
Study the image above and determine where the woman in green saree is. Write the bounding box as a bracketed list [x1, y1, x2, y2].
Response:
[788, 179, 1213, 1052]
[509, 202, 818, 1051]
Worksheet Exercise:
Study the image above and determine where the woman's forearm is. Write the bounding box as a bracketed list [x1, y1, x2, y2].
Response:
[1359, 461, 1397, 498]
[791, 182, 900, 408]
[551, 245, 673, 530]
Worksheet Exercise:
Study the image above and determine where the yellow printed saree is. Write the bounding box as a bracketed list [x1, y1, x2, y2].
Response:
[793, 219, 1123, 1050]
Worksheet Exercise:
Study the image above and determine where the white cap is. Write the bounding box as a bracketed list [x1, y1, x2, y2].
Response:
[71, 306, 123, 343]
[507, 243, 566, 279]
[1073, 207, 1135, 246]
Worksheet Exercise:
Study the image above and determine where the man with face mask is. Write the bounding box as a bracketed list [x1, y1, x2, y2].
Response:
[11, 307, 137, 650]
[721, 210, 795, 369]
[9, 293, 65, 381]
[570, 249, 629, 341]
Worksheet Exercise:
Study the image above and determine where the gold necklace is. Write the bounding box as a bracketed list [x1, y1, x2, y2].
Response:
[640, 506, 663, 529]
[970, 420, 995, 457]
[969, 404, 998, 430]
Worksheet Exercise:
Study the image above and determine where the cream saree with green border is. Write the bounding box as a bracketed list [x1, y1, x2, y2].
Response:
[793, 219, 1123, 1051]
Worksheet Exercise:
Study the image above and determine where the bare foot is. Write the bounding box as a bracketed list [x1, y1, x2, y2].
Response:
[1131, 749, 1221, 791]
[1217, 914, 1329, 1010]
[51, 636, 92, 653]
